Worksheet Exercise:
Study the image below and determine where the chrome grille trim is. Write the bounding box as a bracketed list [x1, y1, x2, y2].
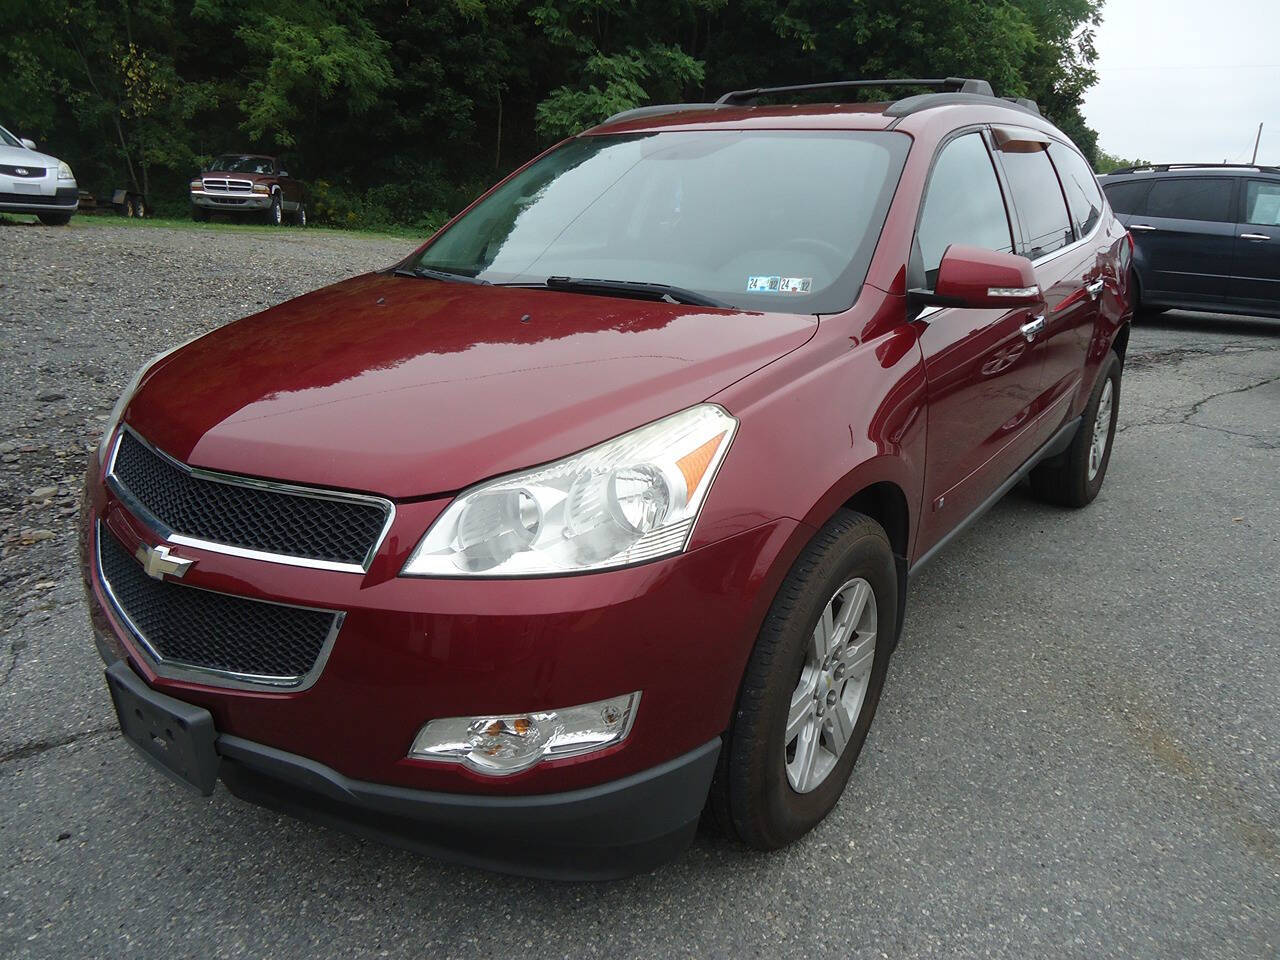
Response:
[106, 426, 395, 574]
[95, 522, 344, 691]
[201, 177, 253, 192]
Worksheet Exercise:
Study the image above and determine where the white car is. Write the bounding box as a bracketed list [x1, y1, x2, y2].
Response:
[0, 123, 78, 225]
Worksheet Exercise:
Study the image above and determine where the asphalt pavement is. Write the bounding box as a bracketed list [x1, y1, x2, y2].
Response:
[1, 222, 1276, 959]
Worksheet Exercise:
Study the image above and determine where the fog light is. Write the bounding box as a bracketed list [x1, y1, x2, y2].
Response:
[408, 692, 640, 776]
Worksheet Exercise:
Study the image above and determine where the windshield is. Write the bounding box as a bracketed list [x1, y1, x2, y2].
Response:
[0, 125, 23, 148]
[412, 130, 909, 313]
[211, 155, 274, 174]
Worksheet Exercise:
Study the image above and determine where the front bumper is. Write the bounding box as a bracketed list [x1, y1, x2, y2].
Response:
[191, 190, 270, 210]
[102, 655, 719, 879]
[80, 451, 801, 874]
[0, 180, 78, 214]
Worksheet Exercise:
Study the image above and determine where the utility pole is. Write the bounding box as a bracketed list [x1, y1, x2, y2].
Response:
[1251, 123, 1263, 164]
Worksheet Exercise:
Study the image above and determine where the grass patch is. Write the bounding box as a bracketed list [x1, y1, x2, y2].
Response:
[1, 212, 425, 243]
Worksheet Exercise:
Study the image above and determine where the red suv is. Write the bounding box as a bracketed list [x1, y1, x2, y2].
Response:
[81, 78, 1131, 879]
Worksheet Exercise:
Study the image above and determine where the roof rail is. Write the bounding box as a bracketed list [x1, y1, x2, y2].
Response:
[600, 102, 724, 125]
[1106, 162, 1280, 175]
[884, 91, 1041, 119]
[716, 77, 992, 106]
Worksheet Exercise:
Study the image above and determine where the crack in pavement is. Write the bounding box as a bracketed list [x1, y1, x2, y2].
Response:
[1125, 338, 1278, 370]
[0, 726, 117, 766]
[1118, 371, 1280, 440]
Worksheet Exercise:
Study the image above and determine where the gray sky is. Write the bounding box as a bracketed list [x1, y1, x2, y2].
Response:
[1082, 0, 1280, 165]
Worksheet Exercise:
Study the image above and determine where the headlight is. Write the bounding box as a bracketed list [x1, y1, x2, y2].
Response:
[189, 179, 202, 191]
[57, 161, 74, 181]
[251, 183, 269, 195]
[409, 692, 641, 776]
[402, 404, 737, 577]
[97, 336, 204, 464]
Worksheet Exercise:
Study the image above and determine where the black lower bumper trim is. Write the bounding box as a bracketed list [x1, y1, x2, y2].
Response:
[217, 735, 721, 880]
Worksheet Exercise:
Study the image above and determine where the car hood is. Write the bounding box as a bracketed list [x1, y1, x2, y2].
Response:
[201, 168, 272, 180]
[0, 143, 61, 168]
[124, 273, 817, 498]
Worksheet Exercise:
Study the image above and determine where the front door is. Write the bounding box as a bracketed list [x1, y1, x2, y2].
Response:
[1127, 176, 1237, 306]
[911, 131, 1050, 558]
[1230, 179, 1280, 316]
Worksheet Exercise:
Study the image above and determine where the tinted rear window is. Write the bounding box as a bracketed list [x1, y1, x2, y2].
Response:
[414, 130, 910, 313]
[1243, 180, 1280, 226]
[1144, 178, 1234, 222]
[1050, 146, 1103, 235]
[1101, 180, 1152, 215]
[1000, 148, 1073, 259]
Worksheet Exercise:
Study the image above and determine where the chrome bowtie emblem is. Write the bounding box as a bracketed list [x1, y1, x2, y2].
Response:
[134, 543, 194, 580]
[14, 167, 28, 176]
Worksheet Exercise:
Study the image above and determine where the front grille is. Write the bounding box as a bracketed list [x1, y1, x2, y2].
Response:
[109, 429, 390, 569]
[99, 528, 339, 682]
[0, 191, 65, 205]
[0, 164, 45, 177]
[202, 178, 253, 192]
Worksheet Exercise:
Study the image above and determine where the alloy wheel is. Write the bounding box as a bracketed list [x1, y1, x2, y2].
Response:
[784, 577, 878, 793]
[1088, 378, 1114, 481]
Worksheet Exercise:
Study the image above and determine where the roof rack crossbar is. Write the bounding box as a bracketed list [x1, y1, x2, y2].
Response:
[716, 77, 993, 105]
[1106, 162, 1280, 175]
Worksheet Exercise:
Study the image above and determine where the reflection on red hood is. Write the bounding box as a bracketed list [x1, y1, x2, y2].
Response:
[124, 273, 817, 498]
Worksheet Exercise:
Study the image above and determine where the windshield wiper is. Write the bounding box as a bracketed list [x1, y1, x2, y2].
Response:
[392, 265, 491, 285]
[516, 276, 729, 308]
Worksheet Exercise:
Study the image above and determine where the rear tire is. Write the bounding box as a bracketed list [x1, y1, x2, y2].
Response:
[292, 201, 307, 227]
[37, 212, 71, 226]
[710, 509, 896, 850]
[1029, 350, 1121, 507]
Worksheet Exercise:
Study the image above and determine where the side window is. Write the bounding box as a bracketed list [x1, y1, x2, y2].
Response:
[1144, 178, 1234, 222]
[999, 147, 1074, 259]
[1243, 181, 1280, 226]
[1102, 180, 1152, 216]
[1050, 145, 1103, 236]
[917, 133, 1014, 285]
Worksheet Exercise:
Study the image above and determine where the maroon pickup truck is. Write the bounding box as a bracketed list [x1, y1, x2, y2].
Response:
[189, 154, 305, 226]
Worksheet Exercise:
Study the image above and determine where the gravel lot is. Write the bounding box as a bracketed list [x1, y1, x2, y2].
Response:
[1, 220, 1277, 959]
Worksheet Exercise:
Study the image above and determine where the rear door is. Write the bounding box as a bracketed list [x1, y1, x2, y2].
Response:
[1128, 176, 1237, 305]
[1037, 142, 1109, 407]
[1230, 179, 1280, 315]
[912, 130, 1051, 558]
[990, 129, 1091, 440]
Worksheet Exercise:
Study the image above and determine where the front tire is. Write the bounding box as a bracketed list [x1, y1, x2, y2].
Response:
[265, 192, 283, 226]
[37, 212, 72, 226]
[712, 509, 897, 850]
[191, 206, 209, 222]
[1029, 350, 1121, 507]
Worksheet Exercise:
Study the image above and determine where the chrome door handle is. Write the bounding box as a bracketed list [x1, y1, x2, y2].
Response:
[1085, 279, 1105, 299]
[1129, 223, 1156, 232]
[1020, 315, 1046, 341]
[1240, 233, 1270, 240]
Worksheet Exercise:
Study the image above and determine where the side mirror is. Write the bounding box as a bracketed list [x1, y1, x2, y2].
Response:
[20, 138, 37, 150]
[279, 170, 289, 177]
[910, 245, 1042, 310]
